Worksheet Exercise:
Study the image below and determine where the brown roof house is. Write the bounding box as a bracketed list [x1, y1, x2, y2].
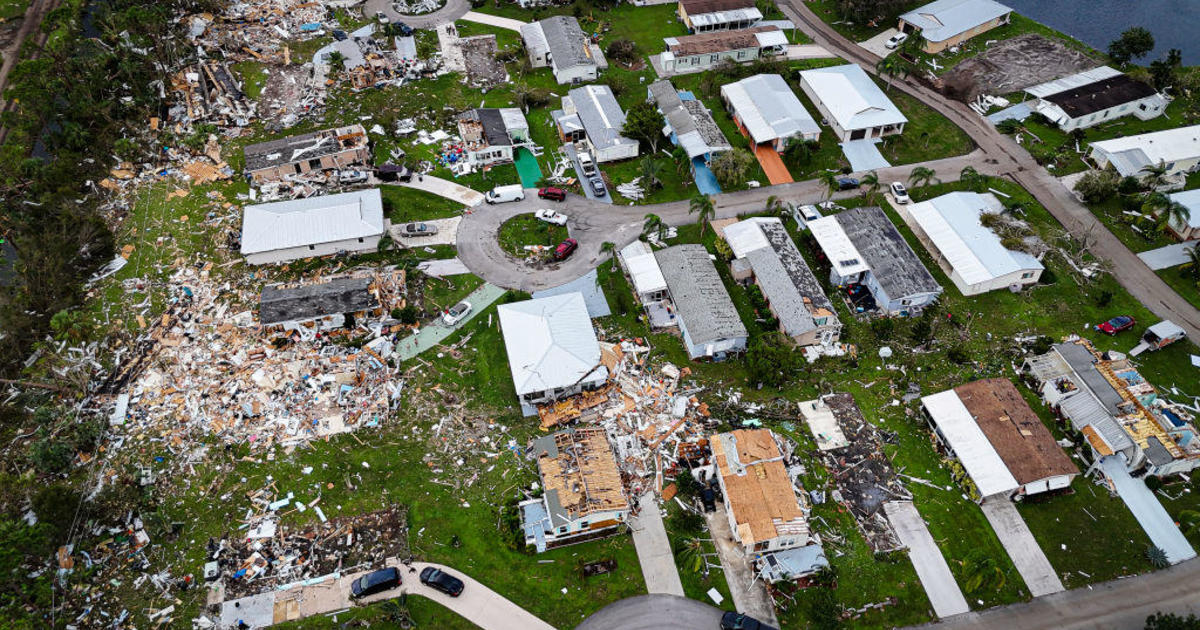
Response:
[519, 427, 630, 552]
[712, 429, 810, 555]
[922, 378, 1078, 501]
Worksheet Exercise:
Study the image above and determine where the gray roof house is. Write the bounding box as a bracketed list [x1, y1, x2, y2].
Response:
[555, 85, 640, 163]
[648, 79, 731, 161]
[242, 124, 371, 183]
[520, 16, 606, 85]
[808, 206, 942, 315]
[240, 189, 385, 265]
[655, 244, 748, 360]
[259, 277, 378, 326]
[723, 217, 842, 347]
[456, 108, 531, 166]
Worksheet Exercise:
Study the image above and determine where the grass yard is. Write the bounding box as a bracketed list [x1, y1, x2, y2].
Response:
[1082, 196, 1177, 254]
[381, 185, 466, 223]
[601, 155, 697, 205]
[422, 273, 485, 317]
[805, 0, 922, 42]
[231, 61, 269, 100]
[498, 214, 568, 256]
[476, 1, 688, 56]
[874, 86, 975, 166]
[0, 0, 28, 21]
[1158, 267, 1200, 311]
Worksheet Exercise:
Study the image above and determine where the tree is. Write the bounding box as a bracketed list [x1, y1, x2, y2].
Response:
[860, 170, 880, 202]
[326, 50, 346, 74]
[671, 145, 691, 176]
[783, 136, 817, 167]
[689, 194, 716, 237]
[819, 170, 840, 201]
[1074, 169, 1120, 203]
[876, 54, 909, 91]
[1149, 48, 1184, 91]
[621, 101, 666, 153]
[640, 156, 664, 190]
[1180, 247, 1200, 282]
[1139, 160, 1171, 192]
[600, 241, 617, 270]
[675, 538, 714, 574]
[909, 166, 938, 188]
[1145, 612, 1200, 630]
[765, 194, 785, 215]
[746, 332, 798, 388]
[1108, 27, 1155, 65]
[709, 148, 754, 188]
[996, 117, 1023, 135]
[643, 213, 667, 241]
[606, 38, 640, 67]
[959, 165, 986, 192]
[1143, 192, 1190, 234]
[959, 549, 1006, 593]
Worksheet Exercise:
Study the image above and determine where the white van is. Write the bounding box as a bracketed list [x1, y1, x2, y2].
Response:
[485, 184, 525, 204]
[577, 152, 597, 176]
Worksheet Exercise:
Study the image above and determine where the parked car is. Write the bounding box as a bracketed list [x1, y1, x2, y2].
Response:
[332, 29, 347, 41]
[1096, 315, 1136, 335]
[350, 567, 400, 599]
[837, 177, 860, 191]
[538, 186, 567, 201]
[589, 176, 607, 196]
[885, 32, 908, 49]
[553, 238, 578, 261]
[535, 208, 568, 226]
[485, 184, 525, 204]
[400, 222, 438, 237]
[699, 485, 716, 513]
[578, 152, 597, 175]
[396, 22, 413, 36]
[442, 301, 473, 326]
[338, 169, 368, 184]
[720, 611, 777, 630]
[419, 567, 465, 597]
[374, 10, 390, 24]
[890, 181, 910, 204]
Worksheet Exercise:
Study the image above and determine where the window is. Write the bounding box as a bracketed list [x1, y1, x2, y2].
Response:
[1139, 103, 1148, 111]
[357, 238, 364, 243]
[579, 521, 589, 528]
[308, 158, 322, 169]
[1021, 271, 1035, 279]
[901, 299, 911, 306]
[308, 245, 315, 251]
[558, 526, 568, 534]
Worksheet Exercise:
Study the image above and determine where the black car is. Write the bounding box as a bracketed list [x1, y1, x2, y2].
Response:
[350, 567, 401, 599]
[420, 567, 465, 597]
[837, 177, 860, 191]
[699, 485, 716, 513]
[332, 29, 347, 41]
[397, 22, 414, 36]
[720, 611, 778, 630]
[589, 176, 607, 196]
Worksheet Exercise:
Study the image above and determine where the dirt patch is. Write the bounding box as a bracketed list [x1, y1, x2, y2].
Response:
[941, 33, 1099, 102]
[460, 34, 507, 88]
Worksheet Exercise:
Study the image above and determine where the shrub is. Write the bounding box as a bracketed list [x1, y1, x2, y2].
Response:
[870, 317, 895, 341]
[32, 485, 81, 540]
[1031, 335, 1054, 355]
[1074, 169, 1120, 204]
[397, 305, 419, 325]
[910, 320, 932, 345]
[1118, 175, 1142, 195]
[1038, 267, 1057, 285]
[1095, 290, 1114, 307]
[947, 345, 970, 365]
[30, 432, 73, 475]
[995, 118, 1022, 135]
[1146, 475, 1164, 491]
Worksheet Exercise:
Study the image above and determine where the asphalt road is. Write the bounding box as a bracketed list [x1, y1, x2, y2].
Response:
[575, 594, 725, 630]
[362, 0, 470, 29]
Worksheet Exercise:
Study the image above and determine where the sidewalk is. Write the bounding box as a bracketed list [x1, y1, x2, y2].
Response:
[394, 175, 485, 206]
[461, 10, 527, 32]
[627, 492, 685, 596]
[394, 282, 506, 361]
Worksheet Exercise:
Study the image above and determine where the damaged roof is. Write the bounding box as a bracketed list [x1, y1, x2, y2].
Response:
[664, 25, 786, 56]
[713, 429, 808, 546]
[679, 0, 756, 14]
[1038, 71, 1158, 119]
[906, 192, 1043, 285]
[243, 124, 368, 172]
[531, 426, 629, 525]
[954, 379, 1078, 485]
[565, 85, 639, 155]
[829, 206, 941, 300]
[538, 16, 597, 72]
[457, 108, 528, 147]
[655, 244, 748, 347]
[259, 277, 376, 325]
[648, 80, 731, 159]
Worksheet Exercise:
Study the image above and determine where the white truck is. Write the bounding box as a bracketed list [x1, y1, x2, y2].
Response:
[485, 184, 525, 204]
[577, 152, 597, 176]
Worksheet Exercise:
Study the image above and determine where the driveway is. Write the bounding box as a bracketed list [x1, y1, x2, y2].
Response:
[752, 144, 794, 185]
[859, 27, 901, 58]
[1100, 456, 1197, 565]
[576, 594, 724, 630]
[883, 501, 970, 618]
[461, 10, 527, 31]
[563, 144, 613, 204]
[362, 0, 469, 29]
[393, 282, 507, 361]
[628, 492, 686, 596]
[392, 175, 484, 206]
[390, 216, 461, 247]
[705, 502, 780, 625]
[978, 498, 1064, 597]
[1139, 241, 1198, 271]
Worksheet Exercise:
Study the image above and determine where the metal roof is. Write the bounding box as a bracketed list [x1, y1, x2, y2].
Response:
[259, 277, 376, 325]
[899, 0, 1012, 43]
[240, 189, 384, 256]
[663, 25, 784, 57]
[620, 241, 668, 296]
[833, 206, 941, 300]
[922, 389, 1020, 498]
[1091, 124, 1200, 176]
[799, 64, 907, 132]
[655, 244, 747, 346]
[907, 192, 1043, 286]
[808, 215, 870, 277]
[565, 85, 639, 154]
[1168, 189, 1200, 229]
[498, 293, 607, 397]
[721, 74, 819, 144]
[688, 7, 763, 28]
[539, 16, 597, 72]
[1058, 392, 1134, 454]
[729, 218, 838, 338]
[1054, 342, 1125, 414]
[1025, 66, 1123, 99]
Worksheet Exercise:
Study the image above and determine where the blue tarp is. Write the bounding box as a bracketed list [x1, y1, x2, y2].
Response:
[840, 139, 891, 172]
[531, 269, 611, 318]
[692, 157, 721, 195]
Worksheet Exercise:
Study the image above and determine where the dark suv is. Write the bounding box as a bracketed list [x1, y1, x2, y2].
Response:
[420, 567, 465, 597]
[720, 612, 777, 630]
[350, 567, 401, 599]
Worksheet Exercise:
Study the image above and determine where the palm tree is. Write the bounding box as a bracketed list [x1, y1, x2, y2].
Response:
[765, 194, 784, 215]
[959, 165, 985, 192]
[675, 538, 715, 574]
[959, 550, 1006, 594]
[600, 241, 617, 270]
[783, 136, 814, 167]
[640, 156, 663, 191]
[819, 170, 840, 201]
[671, 145, 691, 176]
[1139, 160, 1171, 192]
[690, 194, 716, 237]
[875, 55, 910, 91]
[1143, 192, 1191, 234]
[1180, 246, 1200, 282]
[909, 166, 939, 188]
[326, 50, 347, 74]
[860, 170, 880, 202]
[643, 213, 667, 241]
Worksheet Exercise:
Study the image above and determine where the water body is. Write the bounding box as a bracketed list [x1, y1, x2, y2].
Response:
[1004, 0, 1200, 65]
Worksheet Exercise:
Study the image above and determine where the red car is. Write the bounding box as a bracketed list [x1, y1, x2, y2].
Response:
[1096, 315, 1136, 335]
[538, 186, 566, 201]
[553, 238, 578, 261]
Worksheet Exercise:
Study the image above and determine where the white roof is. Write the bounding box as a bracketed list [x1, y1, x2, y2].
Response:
[240, 189, 384, 256]
[497, 293, 606, 397]
[620, 242, 668, 296]
[899, 0, 1012, 43]
[799, 64, 907, 132]
[720, 74, 819, 145]
[807, 215, 869, 277]
[1168, 189, 1200, 229]
[1024, 65, 1122, 99]
[922, 389, 1019, 497]
[722, 216, 773, 258]
[689, 6, 762, 27]
[907, 191, 1043, 285]
[1090, 124, 1200, 176]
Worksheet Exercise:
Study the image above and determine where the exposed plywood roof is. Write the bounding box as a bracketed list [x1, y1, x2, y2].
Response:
[713, 429, 808, 546]
[532, 426, 629, 524]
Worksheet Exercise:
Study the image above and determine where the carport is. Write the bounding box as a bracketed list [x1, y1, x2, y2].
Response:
[514, 148, 543, 189]
[841, 138, 891, 172]
[1101, 455, 1197, 564]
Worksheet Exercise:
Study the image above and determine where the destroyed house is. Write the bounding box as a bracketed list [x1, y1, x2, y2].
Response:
[243, 125, 371, 183]
[1025, 66, 1165, 132]
[1089, 124, 1200, 179]
[240, 189, 385, 265]
[172, 61, 249, 123]
[556, 85, 640, 163]
[259, 277, 378, 335]
[677, 0, 762, 33]
[724, 217, 841, 347]
[648, 80, 731, 162]
[655, 244, 748, 360]
[721, 74, 820, 151]
[903, 192, 1043, 296]
[498, 293, 609, 416]
[455, 108, 531, 166]
[712, 429, 809, 554]
[798, 64, 907, 143]
[521, 426, 630, 552]
[1023, 341, 1200, 477]
[521, 16, 606, 85]
[809, 206, 941, 315]
[660, 26, 787, 74]
[898, 0, 1013, 54]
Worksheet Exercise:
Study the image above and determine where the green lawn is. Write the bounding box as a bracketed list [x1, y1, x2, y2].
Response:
[476, 1, 688, 56]
[805, 0, 923, 42]
[497, 214, 568, 256]
[231, 61, 268, 100]
[1158, 267, 1200, 311]
[875, 86, 975, 165]
[381, 185, 466, 223]
[0, 0, 28, 21]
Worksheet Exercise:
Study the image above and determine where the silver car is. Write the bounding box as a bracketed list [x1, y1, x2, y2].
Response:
[400, 222, 438, 237]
